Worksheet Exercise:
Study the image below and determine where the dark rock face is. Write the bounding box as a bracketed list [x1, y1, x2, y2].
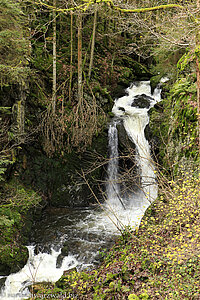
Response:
[17, 132, 108, 208]
[0, 277, 6, 290]
[116, 122, 140, 196]
[18, 150, 95, 207]
[131, 94, 153, 109]
[61, 243, 69, 256]
[56, 242, 69, 268]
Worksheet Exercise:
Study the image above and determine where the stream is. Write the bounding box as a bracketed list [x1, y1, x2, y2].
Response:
[0, 80, 165, 299]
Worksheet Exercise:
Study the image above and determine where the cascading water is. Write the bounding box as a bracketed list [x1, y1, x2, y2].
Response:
[0, 80, 165, 300]
[105, 80, 165, 227]
[0, 246, 78, 300]
[106, 121, 120, 206]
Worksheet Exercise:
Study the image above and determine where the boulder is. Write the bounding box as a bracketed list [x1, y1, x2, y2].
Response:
[131, 94, 153, 109]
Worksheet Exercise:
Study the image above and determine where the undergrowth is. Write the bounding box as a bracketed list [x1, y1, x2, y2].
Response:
[31, 167, 200, 299]
[0, 179, 42, 274]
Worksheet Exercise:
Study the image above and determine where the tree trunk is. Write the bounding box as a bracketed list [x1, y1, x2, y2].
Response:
[88, 5, 97, 80]
[52, 0, 56, 114]
[77, 13, 82, 104]
[69, 11, 73, 103]
[17, 99, 25, 143]
[15, 82, 29, 144]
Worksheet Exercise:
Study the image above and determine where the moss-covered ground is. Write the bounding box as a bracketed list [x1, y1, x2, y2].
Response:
[30, 170, 200, 299]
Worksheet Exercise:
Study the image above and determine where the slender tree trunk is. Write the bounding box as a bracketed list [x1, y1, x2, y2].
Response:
[52, 0, 56, 113]
[77, 13, 82, 103]
[88, 5, 97, 80]
[69, 11, 73, 103]
[16, 82, 29, 143]
[17, 99, 25, 143]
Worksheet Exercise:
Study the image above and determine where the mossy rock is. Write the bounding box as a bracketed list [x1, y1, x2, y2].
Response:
[0, 244, 28, 275]
[0, 276, 6, 290]
[18, 132, 108, 208]
[55, 268, 77, 289]
[131, 94, 152, 109]
[61, 243, 69, 256]
[150, 74, 163, 92]
[0, 180, 44, 276]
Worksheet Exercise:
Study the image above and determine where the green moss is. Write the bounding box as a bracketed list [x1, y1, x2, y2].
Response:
[0, 179, 42, 275]
[150, 74, 163, 91]
[149, 73, 199, 176]
[0, 244, 28, 275]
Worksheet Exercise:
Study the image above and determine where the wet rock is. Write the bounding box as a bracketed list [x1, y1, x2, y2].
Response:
[116, 122, 140, 193]
[34, 244, 52, 255]
[131, 94, 153, 109]
[56, 254, 65, 268]
[0, 263, 10, 276]
[112, 85, 127, 98]
[144, 124, 151, 141]
[61, 242, 69, 256]
[118, 107, 125, 112]
[0, 276, 6, 289]
[150, 74, 163, 92]
[56, 242, 69, 268]
[18, 131, 108, 208]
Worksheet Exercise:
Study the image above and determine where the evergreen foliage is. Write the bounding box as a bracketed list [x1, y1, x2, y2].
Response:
[0, 0, 30, 86]
[0, 179, 42, 274]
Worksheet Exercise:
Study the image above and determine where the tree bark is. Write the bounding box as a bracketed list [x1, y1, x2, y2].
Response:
[52, 0, 57, 113]
[69, 11, 73, 103]
[77, 13, 82, 104]
[16, 82, 29, 143]
[88, 5, 97, 80]
[17, 99, 25, 143]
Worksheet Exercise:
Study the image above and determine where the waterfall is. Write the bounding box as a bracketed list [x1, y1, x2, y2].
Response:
[106, 121, 120, 205]
[106, 81, 161, 214]
[0, 80, 165, 300]
[0, 247, 78, 300]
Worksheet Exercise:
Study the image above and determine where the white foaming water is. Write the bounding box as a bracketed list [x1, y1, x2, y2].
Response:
[106, 121, 120, 205]
[106, 81, 162, 228]
[0, 246, 78, 300]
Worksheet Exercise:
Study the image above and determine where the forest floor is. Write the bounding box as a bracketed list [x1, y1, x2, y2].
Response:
[31, 170, 200, 300]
